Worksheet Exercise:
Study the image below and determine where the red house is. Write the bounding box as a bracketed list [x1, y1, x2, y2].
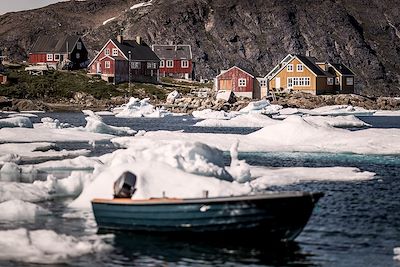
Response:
[88, 35, 160, 84]
[215, 66, 261, 99]
[28, 35, 89, 70]
[151, 45, 193, 80]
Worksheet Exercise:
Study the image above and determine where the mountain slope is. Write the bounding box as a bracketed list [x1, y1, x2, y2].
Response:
[1, 0, 400, 96]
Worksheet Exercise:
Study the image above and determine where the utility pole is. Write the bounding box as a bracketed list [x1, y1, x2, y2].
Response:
[128, 50, 131, 102]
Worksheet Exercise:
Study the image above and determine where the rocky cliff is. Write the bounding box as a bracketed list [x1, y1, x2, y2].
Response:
[1, 0, 400, 96]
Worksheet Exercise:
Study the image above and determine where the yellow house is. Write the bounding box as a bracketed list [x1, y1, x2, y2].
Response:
[265, 54, 355, 95]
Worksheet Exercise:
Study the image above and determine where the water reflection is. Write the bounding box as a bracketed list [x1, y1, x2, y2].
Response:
[109, 232, 315, 266]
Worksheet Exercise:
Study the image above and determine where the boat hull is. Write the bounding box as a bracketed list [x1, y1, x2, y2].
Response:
[92, 192, 323, 241]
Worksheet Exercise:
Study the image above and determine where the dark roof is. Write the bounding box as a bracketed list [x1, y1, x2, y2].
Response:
[330, 63, 355, 75]
[236, 65, 257, 77]
[31, 35, 81, 53]
[112, 39, 160, 61]
[295, 55, 326, 76]
[152, 45, 192, 60]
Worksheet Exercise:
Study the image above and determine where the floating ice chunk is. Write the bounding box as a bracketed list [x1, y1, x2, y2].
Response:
[192, 109, 237, 120]
[0, 162, 23, 182]
[394, 247, 400, 261]
[304, 115, 370, 128]
[8, 113, 38, 118]
[0, 200, 50, 221]
[374, 110, 400, 116]
[83, 110, 136, 136]
[228, 141, 251, 183]
[0, 172, 90, 202]
[114, 97, 171, 118]
[249, 166, 375, 189]
[239, 99, 270, 113]
[70, 161, 250, 208]
[306, 105, 375, 116]
[194, 113, 279, 127]
[95, 111, 115, 116]
[0, 116, 33, 128]
[37, 117, 71, 129]
[0, 228, 112, 264]
[0, 154, 21, 165]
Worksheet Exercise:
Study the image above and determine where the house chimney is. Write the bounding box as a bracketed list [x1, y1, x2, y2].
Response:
[136, 36, 142, 45]
[117, 35, 123, 44]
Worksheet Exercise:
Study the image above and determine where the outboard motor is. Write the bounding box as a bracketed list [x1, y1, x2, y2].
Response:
[114, 171, 137, 198]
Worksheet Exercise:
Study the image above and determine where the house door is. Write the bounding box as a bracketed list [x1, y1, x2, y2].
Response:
[275, 77, 281, 90]
[96, 62, 101, 74]
[219, 79, 233, 90]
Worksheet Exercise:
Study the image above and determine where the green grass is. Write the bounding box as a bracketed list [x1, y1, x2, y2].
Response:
[0, 68, 168, 101]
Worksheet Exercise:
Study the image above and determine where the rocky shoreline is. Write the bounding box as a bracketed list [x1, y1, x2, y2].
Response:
[1, 92, 400, 113]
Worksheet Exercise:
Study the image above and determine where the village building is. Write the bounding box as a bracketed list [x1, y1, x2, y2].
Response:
[0, 50, 6, 84]
[265, 54, 355, 95]
[151, 45, 193, 80]
[88, 35, 160, 84]
[28, 35, 89, 70]
[214, 66, 267, 99]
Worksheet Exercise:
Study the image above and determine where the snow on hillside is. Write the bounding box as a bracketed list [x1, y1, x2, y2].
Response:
[130, 0, 153, 10]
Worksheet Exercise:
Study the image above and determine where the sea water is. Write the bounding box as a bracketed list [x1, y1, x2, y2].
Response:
[0, 113, 399, 267]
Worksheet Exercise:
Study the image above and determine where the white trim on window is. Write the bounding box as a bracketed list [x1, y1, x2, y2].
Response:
[288, 77, 310, 87]
[112, 48, 118, 57]
[130, 61, 141, 69]
[287, 77, 293, 88]
[335, 77, 340, 85]
[327, 78, 334, 85]
[76, 52, 80, 59]
[105, 61, 111, 69]
[238, 78, 246, 87]
[54, 54, 60, 61]
[297, 64, 303, 72]
[166, 60, 174, 68]
[46, 54, 53, 61]
[77, 42, 82, 50]
[346, 77, 354, 86]
[160, 60, 165, 68]
[181, 60, 189, 68]
[287, 64, 293, 72]
[105, 48, 110, 56]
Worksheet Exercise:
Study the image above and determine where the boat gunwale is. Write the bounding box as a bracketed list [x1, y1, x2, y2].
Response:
[91, 191, 324, 206]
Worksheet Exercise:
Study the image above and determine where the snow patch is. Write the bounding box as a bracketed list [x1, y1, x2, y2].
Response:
[394, 247, 400, 261]
[0, 116, 33, 128]
[192, 109, 237, 120]
[102, 17, 116, 25]
[130, 0, 153, 10]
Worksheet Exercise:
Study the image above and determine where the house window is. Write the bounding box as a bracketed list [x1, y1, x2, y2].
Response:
[46, 54, 53, 61]
[77, 42, 82, 50]
[105, 61, 111, 69]
[291, 77, 310, 87]
[260, 80, 267, 87]
[327, 78, 334, 85]
[346, 77, 354, 85]
[335, 77, 340, 85]
[130, 61, 141, 69]
[54, 54, 60, 61]
[105, 48, 110, 56]
[238, 78, 246, 87]
[160, 60, 165, 68]
[287, 64, 293, 72]
[288, 78, 293, 88]
[166, 60, 174, 68]
[112, 48, 118, 57]
[297, 64, 303, 72]
[181, 60, 189, 68]
[147, 62, 157, 69]
[76, 52, 80, 59]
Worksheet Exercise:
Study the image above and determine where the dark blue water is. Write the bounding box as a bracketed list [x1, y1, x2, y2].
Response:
[1, 113, 400, 267]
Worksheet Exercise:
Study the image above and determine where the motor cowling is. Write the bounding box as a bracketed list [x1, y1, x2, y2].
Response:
[114, 171, 137, 198]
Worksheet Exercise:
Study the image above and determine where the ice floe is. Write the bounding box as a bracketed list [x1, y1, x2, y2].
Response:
[7, 113, 38, 118]
[0, 172, 90, 202]
[0, 228, 112, 264]
[83, 110, 136, 135]
[0, 143, 90, 164]
[303, 115, 370, 128]
[0, 200, 50, 221]
[114, 97, 171, 118]
[394, 247, 400, 261]
[0, 116, 33, 128]
[36, 117, 71, 129]
[305, 105, 375, 116]
[114, 115, 400, 155]
[194, 113, 279, 127]
[374, 110, 400, 116]
[70, 140, 375, 208]
[192, 108, 237, 120]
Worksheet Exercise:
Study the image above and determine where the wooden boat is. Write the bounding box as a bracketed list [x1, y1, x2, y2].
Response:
[92, 191, 323, 242]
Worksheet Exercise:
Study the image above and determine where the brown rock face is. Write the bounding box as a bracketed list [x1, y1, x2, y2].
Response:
[1, 0, 400, 96]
